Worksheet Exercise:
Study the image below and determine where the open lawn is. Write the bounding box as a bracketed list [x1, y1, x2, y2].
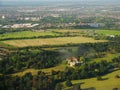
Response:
[97, 30, 120, 36]
[2, 37, 106, 47]
[64, 70, 120, 90]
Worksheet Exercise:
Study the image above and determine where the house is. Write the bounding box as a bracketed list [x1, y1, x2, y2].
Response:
[66, 57, 80, 67]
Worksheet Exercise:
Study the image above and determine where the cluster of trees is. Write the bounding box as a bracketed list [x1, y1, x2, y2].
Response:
[0, 36, 120, 75]
[1, 56, 119, 90]
[0, 71, 82, 90]
[0, 50, 62, 74]
[77, 41, 120, 60]
[0, 71, 56, 90]
[54, 58, 119, 80]
[0, 55, 119, 90]
[0, 36, 120, 89]
[50, 37, 120, 81]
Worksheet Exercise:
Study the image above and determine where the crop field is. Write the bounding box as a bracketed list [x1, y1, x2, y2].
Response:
[63, 70, 120, 90]
[96, 30, 120, 36]
[0, 31, 60, 40]
[2, 37, 106, 47]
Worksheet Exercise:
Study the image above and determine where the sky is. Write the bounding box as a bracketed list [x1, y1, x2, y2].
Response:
[0, 0, 119, 6]
[0, 0, 107, 1]
[1, 0, 81, 2]
[0, 0, 102, 3]
[0, 0, 119, 2]
[1, 0, 67, 1]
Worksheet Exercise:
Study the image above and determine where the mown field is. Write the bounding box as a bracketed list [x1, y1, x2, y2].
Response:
[2, 37, 106, 47]
[63, 70, 120, 90]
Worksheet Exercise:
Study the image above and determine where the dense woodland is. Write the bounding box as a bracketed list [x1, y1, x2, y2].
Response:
[0, 50, 62, 74]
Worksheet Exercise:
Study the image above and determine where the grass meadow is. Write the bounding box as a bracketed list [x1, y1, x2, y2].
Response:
[63, 70, 120, 90]
[2, 36, 106, 47]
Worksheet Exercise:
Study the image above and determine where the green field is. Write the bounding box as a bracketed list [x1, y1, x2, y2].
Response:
[63, 70, 120, 90]
[0, 29, 82, 40]
[97, 30, 120, 36]
[0, 31, 60, 40]
[12, 64, 67, 76]
[2, 36, 106, 47]
[0, 29, 120, 40]
[90, 53, 120, 63]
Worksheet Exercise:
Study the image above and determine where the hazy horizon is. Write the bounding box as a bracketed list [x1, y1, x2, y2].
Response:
[0, 0, 120, 6]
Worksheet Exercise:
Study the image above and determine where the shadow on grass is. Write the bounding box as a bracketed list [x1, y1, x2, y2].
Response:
[73, 82, 85, 85]
[101, 77, 109, 80]
[64, 82, 85, 90]
[82, 87, 96, 90]
[97, 77, 109, 81]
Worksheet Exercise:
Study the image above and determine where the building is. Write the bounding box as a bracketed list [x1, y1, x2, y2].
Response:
[11, 23, 39, 28]
[66, 57, 80, 67]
